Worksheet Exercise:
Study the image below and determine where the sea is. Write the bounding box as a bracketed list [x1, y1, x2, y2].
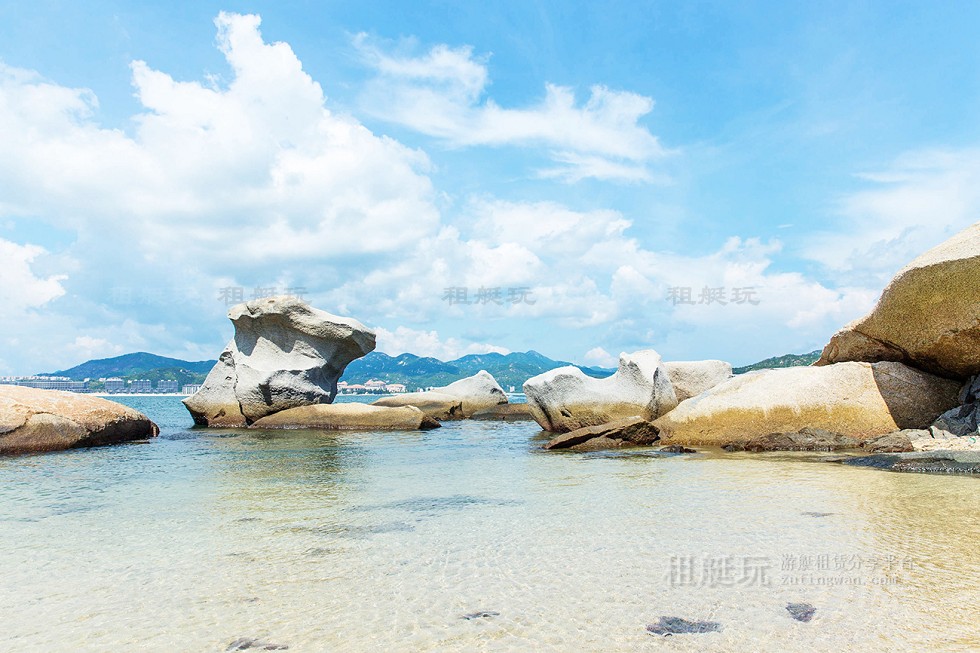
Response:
[0, 395, 977, 652]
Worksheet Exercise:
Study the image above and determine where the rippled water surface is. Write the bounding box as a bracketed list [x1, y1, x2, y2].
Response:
[1, 396, 978, 652]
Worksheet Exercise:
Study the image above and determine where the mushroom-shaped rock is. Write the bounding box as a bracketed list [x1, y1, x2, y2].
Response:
[653, 362, 960, 446]
[523, 350, 678, 433]
[372, 371, 507, 420]
[664, 360, 733, 402]
[184, 297, 375, 427]
[0, 386, 158, 455]
[250, 403, 440, 431]
[816, 222, 980, 380]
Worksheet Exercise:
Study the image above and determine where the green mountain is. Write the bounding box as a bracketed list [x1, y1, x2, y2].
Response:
[340, 350, 612, 390]
[45, 352, 217, 383]
[732, 350, 822, 374]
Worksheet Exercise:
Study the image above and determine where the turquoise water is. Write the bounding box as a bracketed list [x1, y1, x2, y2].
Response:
[1, 396, 978, 652]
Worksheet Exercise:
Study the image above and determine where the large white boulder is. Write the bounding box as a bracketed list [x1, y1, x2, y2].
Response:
[250, 403, 440, 431]
[664, 360, 733, 402]
[184, 296, 375, 427]
[372, 370, 507, 419]
[523, 350, 678, 433]
[816, 222, 980, 380]
[653, 361, 960, 446]
[1, 386, 158, 455]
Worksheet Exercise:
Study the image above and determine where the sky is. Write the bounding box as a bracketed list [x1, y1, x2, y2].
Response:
[1, 1, 979, 374]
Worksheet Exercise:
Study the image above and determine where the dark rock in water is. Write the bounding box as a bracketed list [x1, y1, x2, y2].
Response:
[461, 610, 500, 620]
[470, 404, 534, 421]
[786, 603, 816, 622]
[226, 637, 289, 651]
[801, 511, 834, 517]
[841, 452, 980, 475]
[862, 430, 916, 453]
[659, 445, 697, 454]
[544, 416, 659, 450]
[722, 427, 861, 452]
[645, 616, 722, 636]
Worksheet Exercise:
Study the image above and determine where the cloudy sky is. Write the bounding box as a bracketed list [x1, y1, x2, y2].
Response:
[1, 1, 978, 374]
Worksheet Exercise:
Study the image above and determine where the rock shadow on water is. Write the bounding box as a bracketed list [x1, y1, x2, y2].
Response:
[645, 616, 722, 636]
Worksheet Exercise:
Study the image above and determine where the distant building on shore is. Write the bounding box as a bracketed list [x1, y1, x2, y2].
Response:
[336, 379, 408, 394]
[182, 384, 202, 395]
[156, 380, 179, 393]
[129, 379, 153, 393]
[103, 378, 126, 393]
[0, 376, 89, 392]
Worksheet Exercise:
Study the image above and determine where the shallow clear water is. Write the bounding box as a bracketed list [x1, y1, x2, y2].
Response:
[1, 396, 978, 652]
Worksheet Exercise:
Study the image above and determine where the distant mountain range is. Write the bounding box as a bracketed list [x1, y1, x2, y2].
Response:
[41, 348, 824, 391]
[732, 350, 821, 374]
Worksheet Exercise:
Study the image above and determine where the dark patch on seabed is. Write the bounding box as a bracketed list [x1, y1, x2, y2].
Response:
[283, 521, 416, 538]
[461, 610, 500, 620]
[801, 511, 835, 517]
[351, 494, 524, 513]
[226, 636, 288, 650]
[786, 602, 817, 622]
[646, 616, 722, 636]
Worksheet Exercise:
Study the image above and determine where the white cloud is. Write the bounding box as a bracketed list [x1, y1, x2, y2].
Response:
[355, 36, 668, 182]
[375, 325, 510, 360]
[583, 346, 617, 368]
[803, 148, 980, 285]
[0, 239, 67, 312]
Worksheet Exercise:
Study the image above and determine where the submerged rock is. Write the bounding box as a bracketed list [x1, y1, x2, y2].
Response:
[786, 603, 816, 622]
[372, 371, 506, 419]
[722, 427, 861, 452]
[665, 360, 733, 402]
[0, 386, 158, 455]
[645, 616, 722, 636]
[524, 350, 677, 433]
[470, 403, 534, 421]
[841, 451, 980, 475]
[226, 637, 288, 651]
[184, 297, 375, 427]
[249, 403, 440, 431]
[544, 416, 659, 450]
[653, 362, 959, 446]
[659, 445, 698, 454]
[816, 222, 980, 380]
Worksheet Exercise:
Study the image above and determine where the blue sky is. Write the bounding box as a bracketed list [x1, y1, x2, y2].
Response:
[1, 1, 979, 374]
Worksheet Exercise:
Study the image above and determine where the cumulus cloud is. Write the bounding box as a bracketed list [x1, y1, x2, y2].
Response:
[375, 325, 510, 360]
[355, 35, 667, 182]
[583, 346, 617, 368]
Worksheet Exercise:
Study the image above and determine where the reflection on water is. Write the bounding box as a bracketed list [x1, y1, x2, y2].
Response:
[0, 396, 977, 652]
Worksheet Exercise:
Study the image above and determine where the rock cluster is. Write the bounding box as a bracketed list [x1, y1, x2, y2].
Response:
[184, 296, 376, 427]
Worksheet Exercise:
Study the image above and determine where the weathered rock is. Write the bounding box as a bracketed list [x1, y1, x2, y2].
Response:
[658, 444, 698, 454]
[653, 362, 959, 446]
[931, 375, 980, 435]
[184, 297, 375, 427]
[460, 610, 500, 620]
[786, 603, 816, 623]
[645, 616, 722, 636]
[665, 360, 733, 402]
[372, 371, 506, 419]
[0, 385, 158, 455]
[524, 350, 677, 433]
[816, 222, 980, 380]
[544, 416, 659, 450]
[722, 427, 861, 452]
[862, 430, 916, 453]
[841, 451, 980, 475]
[470, 403, 534, 421]
[250, 403, 440, 431]
[910, 429, 980, 452]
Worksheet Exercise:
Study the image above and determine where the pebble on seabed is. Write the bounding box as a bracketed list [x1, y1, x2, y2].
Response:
[786, 603, 817, 622]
